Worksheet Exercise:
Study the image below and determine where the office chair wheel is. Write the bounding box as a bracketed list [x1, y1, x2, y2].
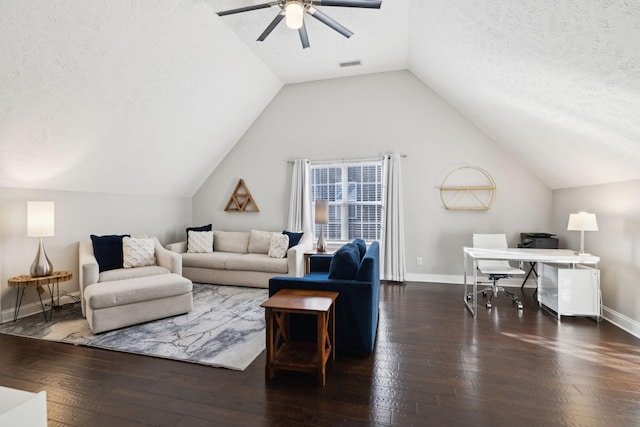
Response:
[485, 301, 492, 309]
[517, 302, 523, 310]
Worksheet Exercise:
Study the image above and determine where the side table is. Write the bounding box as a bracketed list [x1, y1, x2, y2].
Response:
[261, 289, 338, 386]
[8, 271, 73, 322]
[303, 249, 335, 274]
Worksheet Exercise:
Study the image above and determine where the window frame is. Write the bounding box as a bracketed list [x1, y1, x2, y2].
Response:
[310, 159, 385, 244]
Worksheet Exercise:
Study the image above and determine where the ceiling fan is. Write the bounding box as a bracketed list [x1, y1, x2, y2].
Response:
[217, 0, 382, 49]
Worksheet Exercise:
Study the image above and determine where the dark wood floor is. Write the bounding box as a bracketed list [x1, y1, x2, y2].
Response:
[1, 282, 640, 426]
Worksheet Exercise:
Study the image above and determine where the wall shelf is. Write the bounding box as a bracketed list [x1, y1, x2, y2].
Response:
[439, 166, 496, 211]
[224, 179, 259, 212]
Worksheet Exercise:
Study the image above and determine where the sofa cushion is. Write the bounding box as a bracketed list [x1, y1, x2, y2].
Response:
[187, 230, 214, 253]
[353, 239, 366, 260]
[282, 230, 304, 248]
[248, 230, 276, 254]
[225, 253, 288, 274]
[181, 251, 243, 269]
[268, 234, 289, 258]
[215, 231, 250, 253]
[85, 273, 192, 310]
[328, 243, 361, 280]
[91, 234, 130, 273]
[186, 224, 212, 240]
[98, 265, 171, 283]
[122, 237, 156, 268]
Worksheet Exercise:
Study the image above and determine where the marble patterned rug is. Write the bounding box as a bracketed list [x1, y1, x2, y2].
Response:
[0, 284, 269, 371]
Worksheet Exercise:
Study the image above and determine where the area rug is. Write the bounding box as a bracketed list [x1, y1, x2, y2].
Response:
[0, 284, 268, 371]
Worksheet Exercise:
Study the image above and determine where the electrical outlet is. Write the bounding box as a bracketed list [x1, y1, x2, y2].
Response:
[417, 257, 423, 266]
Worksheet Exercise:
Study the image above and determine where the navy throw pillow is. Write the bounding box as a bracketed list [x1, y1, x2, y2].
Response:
[186, 224, 212, 240]
[282, 230, 304, 249]
[328, 243, 360, 280]
[352, 239, 366, 260]
[90, 234, 130, 273]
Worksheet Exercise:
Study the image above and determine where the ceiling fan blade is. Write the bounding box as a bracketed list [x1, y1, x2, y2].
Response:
[308, 7, 353, 38]
[217, 2, 277, 17]
[298, 20, 310, 49]
[312, 0, 382, 9]
[257, 11, 285, 42]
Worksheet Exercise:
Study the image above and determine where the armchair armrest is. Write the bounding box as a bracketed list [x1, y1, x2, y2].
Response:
[155, 239, 182, 275]
[309, 254, 333, 273]
[78, 240, 99, 317]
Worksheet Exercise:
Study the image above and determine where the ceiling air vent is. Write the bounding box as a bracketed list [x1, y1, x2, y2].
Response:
[339, 60, 362, 68]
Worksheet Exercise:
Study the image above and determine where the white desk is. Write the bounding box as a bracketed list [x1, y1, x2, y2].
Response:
[463, 247, 600, 318]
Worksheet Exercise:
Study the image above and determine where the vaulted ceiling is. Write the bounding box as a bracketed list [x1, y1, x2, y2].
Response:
[1, 1, 638, 196]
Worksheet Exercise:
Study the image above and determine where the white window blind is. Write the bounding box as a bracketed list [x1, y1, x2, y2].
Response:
[310, 160, 384, 242]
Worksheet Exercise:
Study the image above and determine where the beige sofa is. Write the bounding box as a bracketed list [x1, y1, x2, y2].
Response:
[166, 230, 313, 288]
[79, 237, 193, 333]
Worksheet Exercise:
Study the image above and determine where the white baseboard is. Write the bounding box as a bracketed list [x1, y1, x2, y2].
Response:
[1, 293, 80, 324]
[602, 306, 640, 339]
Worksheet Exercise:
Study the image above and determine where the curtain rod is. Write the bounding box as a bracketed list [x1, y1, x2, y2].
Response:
[287, 153, 407, 164]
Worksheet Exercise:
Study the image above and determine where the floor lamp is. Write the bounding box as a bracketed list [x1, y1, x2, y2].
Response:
[315, 200, 328, 252]
[567, 212, 598, 255]
[28, 201, 55, 277]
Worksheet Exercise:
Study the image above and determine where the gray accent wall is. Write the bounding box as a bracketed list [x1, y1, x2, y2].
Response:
[193, 70, 552, 281]
[552, 179, 640, 333]
[0, 188, 191, 318]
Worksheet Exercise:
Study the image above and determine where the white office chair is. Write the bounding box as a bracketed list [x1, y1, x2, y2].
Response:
[473, 234, 525, 310]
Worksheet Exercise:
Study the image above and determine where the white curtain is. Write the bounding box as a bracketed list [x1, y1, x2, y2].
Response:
[382, 153, 406, 282]
[286, 159, 312, 233]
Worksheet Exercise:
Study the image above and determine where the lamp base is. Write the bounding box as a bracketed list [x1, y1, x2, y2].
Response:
[317, 225, 327, 252]
[30, 237, 53, 277]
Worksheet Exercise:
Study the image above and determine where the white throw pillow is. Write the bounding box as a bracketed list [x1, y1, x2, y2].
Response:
[268, 234, 289, 259]
[188, 230, 214, 253]
[122, 237, 156, 268]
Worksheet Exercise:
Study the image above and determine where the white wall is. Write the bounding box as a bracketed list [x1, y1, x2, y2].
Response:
[193, 70, 552, 281]
[0, 187, 191, 318]
[552, 179, 640, 333]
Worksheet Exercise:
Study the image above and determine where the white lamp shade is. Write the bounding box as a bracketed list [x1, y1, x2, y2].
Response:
[285, 1, 304, 29]
[315, 199, 328, 224]
[567, 212, 598, 231]
[27, 201, 55, 237]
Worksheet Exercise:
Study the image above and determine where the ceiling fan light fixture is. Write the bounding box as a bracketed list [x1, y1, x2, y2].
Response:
[285, 1, 304, 29]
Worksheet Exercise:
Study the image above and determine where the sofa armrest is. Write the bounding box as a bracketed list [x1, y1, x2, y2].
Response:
[155, 239, 182, 275]
[166, 241, 187, 254]
[286, 232, 314, 277]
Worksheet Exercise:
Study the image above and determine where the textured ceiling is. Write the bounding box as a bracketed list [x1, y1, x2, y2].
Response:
[409, 0, 640, 189]
[213, 0, 410, 83]
[0, 0, 638, 196]
[0, 0, 282, 196]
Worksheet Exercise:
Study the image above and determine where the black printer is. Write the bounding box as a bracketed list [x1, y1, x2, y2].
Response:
[519, 233, 559, 249]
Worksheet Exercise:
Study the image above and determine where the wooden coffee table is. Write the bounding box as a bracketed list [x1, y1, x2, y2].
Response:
[261, 289, 339, 386]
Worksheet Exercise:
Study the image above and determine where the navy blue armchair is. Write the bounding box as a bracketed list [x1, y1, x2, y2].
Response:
[269, 241, 380, 354]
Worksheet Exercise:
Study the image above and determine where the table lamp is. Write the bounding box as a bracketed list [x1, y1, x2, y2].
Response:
[315, 199, 328, 252]
[28, 201, 55, 277]
[567, 212, 598, 255]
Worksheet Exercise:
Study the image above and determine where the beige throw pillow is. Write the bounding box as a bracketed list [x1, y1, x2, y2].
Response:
[268, 234, 289, 259]
[249, 229, 277, 254]
[122, 237, 156, 268]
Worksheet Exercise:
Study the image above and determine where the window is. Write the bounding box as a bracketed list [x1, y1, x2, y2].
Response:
[311, 160, 384, 242]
